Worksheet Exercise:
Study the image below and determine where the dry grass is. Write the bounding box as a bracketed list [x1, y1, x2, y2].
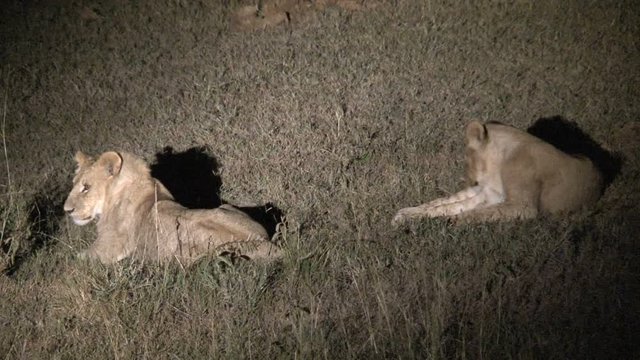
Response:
[230, 0, 378, 31]
[1, 0, 639, 358]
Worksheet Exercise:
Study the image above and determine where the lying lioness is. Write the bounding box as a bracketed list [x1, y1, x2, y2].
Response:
[63, 151, 280, 264]
[392, 121, 604, 224]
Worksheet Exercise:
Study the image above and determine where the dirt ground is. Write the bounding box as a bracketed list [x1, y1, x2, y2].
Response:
[1, 0, 639, 358]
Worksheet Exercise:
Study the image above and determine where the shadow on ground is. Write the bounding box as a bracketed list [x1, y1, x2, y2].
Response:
[527, 115, 623, 187]
[150, 146, 223, 209]
[150, 146, 284, 239]
[524, 116, 638, 358]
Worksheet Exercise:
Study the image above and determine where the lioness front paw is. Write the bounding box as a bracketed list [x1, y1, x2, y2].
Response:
[392, 212, 407, 227]
[392, 207, 420, 227]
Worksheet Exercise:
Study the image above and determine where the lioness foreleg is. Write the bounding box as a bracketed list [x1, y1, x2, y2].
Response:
[392, 186, 486, 225]
[79, 231, 135, 264]
[423, 186, 482, 208]
[453, 166, 541, 222]
[453, 202, 538, 223]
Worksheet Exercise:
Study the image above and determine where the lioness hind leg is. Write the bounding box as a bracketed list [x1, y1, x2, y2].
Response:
[211, 205, 269, 240]
[240, 241, 283, 260]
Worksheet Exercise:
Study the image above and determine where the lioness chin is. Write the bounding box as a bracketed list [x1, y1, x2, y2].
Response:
[63, 151, 280, 265]
[392, 121, 604, 225]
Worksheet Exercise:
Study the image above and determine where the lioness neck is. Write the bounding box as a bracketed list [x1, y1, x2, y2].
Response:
[96, 153, 175, 252]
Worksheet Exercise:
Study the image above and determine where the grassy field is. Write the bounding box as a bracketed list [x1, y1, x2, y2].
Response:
[1, 0, 639, 358]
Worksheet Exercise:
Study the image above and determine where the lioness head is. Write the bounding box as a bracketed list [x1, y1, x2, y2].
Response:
[63, 151, 123, 225]
[464, 121, 489, 185]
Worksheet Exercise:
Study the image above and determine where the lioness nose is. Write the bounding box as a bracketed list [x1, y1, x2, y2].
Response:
[63, 204, 74, 213]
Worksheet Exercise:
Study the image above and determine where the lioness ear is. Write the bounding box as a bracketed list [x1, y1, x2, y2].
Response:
[74, 151, 92, 173]
[465, 121, 488, 150]
[97, 151, 123, 177]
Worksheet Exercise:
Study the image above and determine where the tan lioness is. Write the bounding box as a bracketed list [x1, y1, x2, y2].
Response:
[392, 121, 604, 224]
[63, 151, 280, 264]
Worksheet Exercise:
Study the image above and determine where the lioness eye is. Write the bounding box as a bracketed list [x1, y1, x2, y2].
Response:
[81, 184, 91, 193]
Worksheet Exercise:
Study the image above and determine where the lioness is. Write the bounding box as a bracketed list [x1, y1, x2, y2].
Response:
[392, 121, 604, 224]
[63, 151, 280, 264]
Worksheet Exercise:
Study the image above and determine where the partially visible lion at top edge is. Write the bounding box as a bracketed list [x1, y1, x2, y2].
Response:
[230, 0, 377, 31]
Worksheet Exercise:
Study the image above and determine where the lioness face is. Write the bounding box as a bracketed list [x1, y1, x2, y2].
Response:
[465, 147, 485, 186]
[63, 151, 122, 225]
[464, 121, 488, 185]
